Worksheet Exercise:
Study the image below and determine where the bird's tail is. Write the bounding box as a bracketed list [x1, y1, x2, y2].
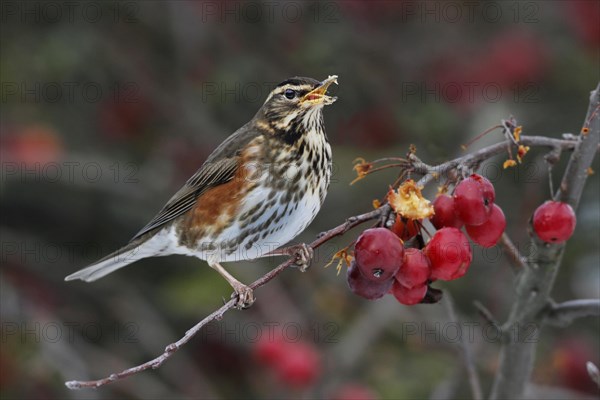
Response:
[65, 237, 154, 282]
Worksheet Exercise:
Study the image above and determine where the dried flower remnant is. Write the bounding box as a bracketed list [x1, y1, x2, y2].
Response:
[351, 158, 373, 184]
[517, 145, 530, 163]
[503, 159, 517, 169]
[324, 247, 353, 275]
[387, 180, 434, 220]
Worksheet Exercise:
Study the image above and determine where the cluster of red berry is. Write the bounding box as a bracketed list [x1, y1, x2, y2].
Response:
[432, 174, 506, 248]
[348, 174, 506, 305]
[347, 173, 579, 305]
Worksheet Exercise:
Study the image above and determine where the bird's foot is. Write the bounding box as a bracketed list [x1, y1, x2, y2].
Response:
[231, 284, 255, 310]
[290, 243, 314, 272]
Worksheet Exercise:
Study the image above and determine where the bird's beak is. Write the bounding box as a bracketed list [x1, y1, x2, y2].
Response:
[302, 75, 338, 105]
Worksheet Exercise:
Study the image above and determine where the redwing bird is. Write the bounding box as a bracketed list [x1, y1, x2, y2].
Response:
[66, 75, 338, 308]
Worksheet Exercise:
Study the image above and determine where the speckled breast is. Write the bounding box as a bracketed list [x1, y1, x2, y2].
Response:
[184, 128, 332, 263]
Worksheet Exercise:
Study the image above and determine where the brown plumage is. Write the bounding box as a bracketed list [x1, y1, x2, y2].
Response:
[66, 75, 338, 308]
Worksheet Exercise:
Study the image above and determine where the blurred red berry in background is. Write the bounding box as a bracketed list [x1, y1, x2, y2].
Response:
[472, 30, 548, 89]
[337, 108, 399, 148]
[254, 329, 321, 389]
[552, 337, 600, 394]
[276, 341, 321, 388]
[98, 95, 155, 141]
[255, 329, 287, 367]
[565, 1, 600, 49]
[1, 125, 63, 167]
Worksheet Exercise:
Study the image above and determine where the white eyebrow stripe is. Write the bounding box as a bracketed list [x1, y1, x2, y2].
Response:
[274, 84, 314, 93]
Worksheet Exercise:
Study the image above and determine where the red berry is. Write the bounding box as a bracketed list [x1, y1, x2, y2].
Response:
[347, 260, 393, 300]
[395, 248, 430, 289]
[553, 338, 599, 394]
[390, 216, 419, 241]
[466, 204, 506, 247]
[255, 330, 286, 366]
[533, 201, 576, 243]
[354, 228, 404, 282]
[425, 227, 472, 281]
[430, 194, 464, 229]
[390, 280, 427, 305]
[454, 174, 495, 226]
[276, 342, 320, 388]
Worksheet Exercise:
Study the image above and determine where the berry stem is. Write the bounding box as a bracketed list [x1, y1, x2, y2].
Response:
[415, 219, 433, 240]
[461, 124, 503, 150]
[547, 164, 555, 198]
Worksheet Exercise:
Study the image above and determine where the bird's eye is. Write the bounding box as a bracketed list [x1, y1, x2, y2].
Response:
[284, 89, 296, 99]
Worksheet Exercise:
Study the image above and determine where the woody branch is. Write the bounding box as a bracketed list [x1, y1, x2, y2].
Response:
[490, 83, 599, 399]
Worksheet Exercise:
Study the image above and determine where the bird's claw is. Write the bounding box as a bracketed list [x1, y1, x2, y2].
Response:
[292, 243, 313, 272]
[231, 284, 255, 310]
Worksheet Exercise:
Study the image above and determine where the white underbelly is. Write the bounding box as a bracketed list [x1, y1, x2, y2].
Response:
[169, 186, 323, 263]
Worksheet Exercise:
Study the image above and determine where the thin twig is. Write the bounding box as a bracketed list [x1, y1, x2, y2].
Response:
[66, 298, 237, 389]
[587, 362, 600, 387]
[544, 299, 600, 327]
[410, 135, 577, 187]
[461, 124, 504, 150]
[499, 233, 528, 272]
[443, 294, 483, 400]
[473, 301, 501, 330]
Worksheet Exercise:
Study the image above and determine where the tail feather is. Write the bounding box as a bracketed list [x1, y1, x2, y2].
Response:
[65, 238, 153, 282]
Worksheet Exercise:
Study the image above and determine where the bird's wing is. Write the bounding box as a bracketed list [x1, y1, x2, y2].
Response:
[130, 157, 238, 240]
[130, 123, 261, 241]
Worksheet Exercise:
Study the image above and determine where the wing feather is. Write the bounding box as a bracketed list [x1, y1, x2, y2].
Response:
[130, 123, 261, 241]
[131, 158, 238, 240]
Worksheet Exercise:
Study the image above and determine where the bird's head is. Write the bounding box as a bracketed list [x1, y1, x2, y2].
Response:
[257, 75, 338, 138]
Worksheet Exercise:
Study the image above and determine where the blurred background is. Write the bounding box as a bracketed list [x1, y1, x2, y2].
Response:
[1, 0, 599, 398]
